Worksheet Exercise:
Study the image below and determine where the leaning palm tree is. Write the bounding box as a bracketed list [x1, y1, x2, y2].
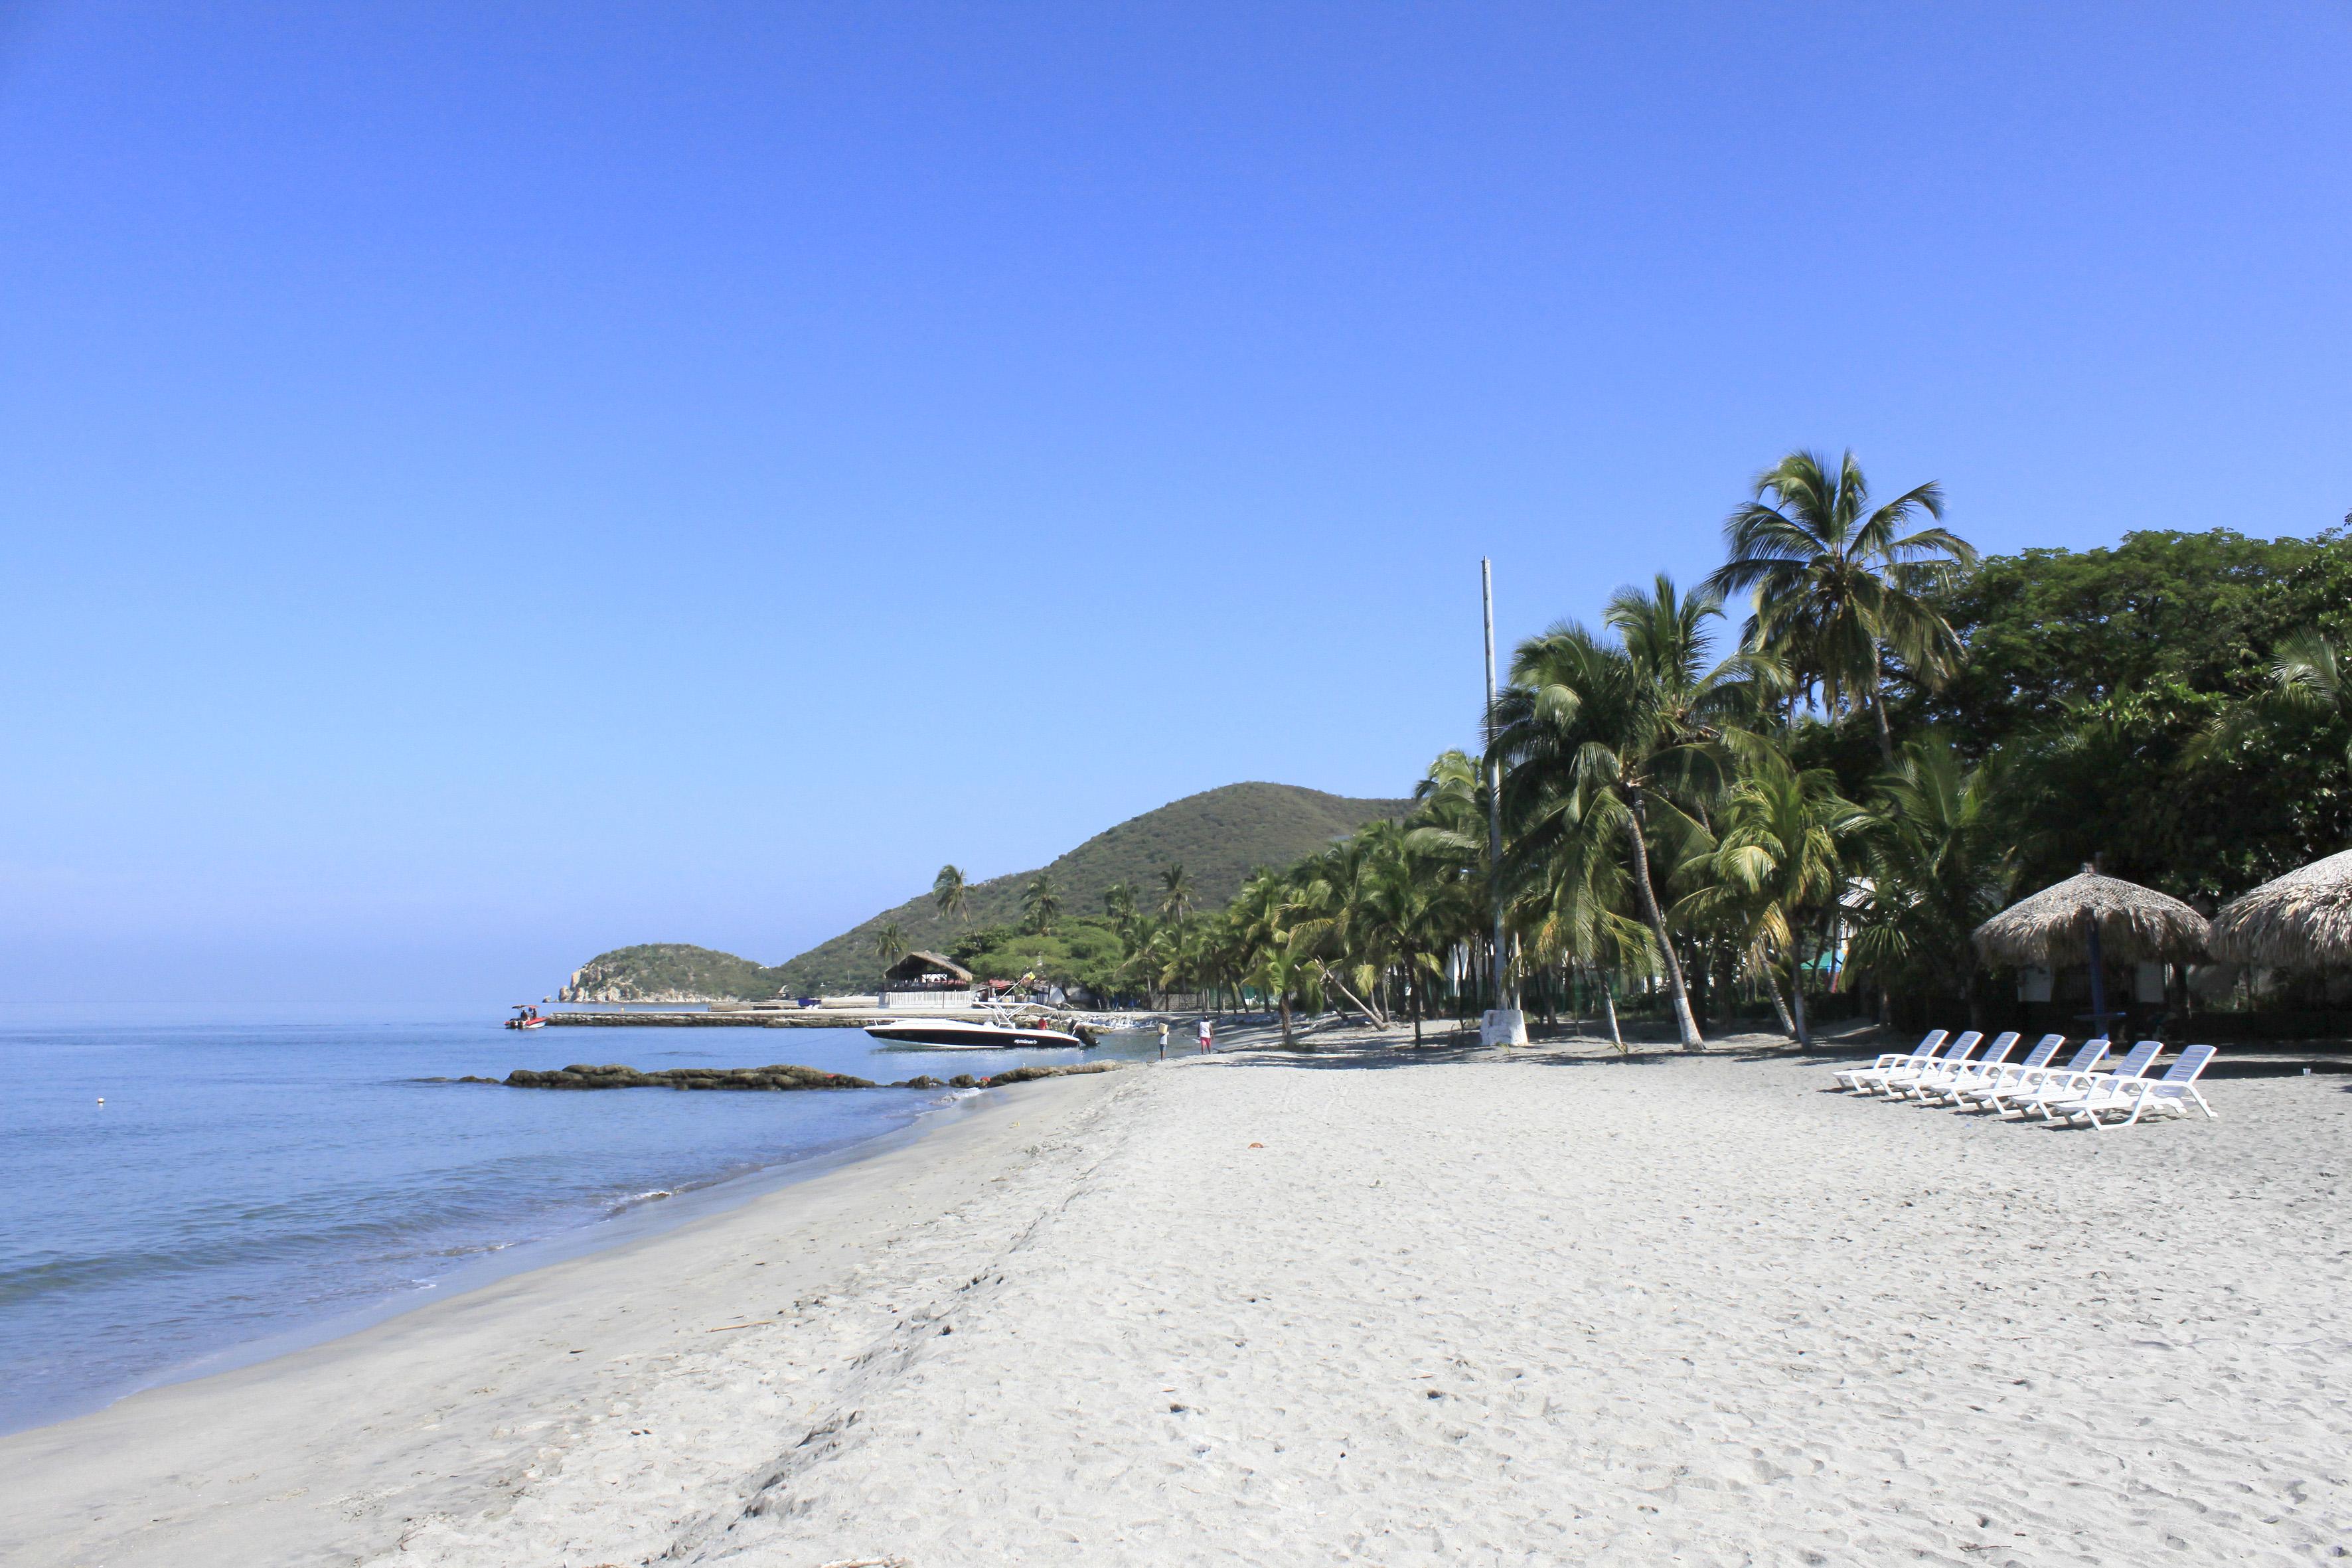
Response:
[1289, 821, 1455, 1032]
[1705, 449, 1976, 763]
[932, 864, 969, 924]
[1490, 574, 1774, 1051]
[1022, 872, 1061, 934]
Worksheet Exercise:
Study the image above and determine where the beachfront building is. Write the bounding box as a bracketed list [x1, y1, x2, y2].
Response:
[878, 951, 977, 1010]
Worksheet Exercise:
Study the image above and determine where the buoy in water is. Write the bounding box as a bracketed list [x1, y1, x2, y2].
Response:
[96, 1097, 105, 1105]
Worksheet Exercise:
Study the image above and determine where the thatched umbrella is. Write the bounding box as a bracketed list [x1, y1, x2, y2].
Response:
[1973, 864, 2210, 1031]
[2207, 847, 2352, 971]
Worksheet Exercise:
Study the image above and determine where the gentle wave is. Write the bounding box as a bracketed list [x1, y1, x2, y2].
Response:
[0, 1017, 1144, 1435]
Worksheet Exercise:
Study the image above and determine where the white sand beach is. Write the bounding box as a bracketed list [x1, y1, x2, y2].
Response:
[5, 1034, 2347, 1566]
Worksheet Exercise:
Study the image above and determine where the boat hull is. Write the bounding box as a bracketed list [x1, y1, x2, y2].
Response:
[864, 1019, 1086, 1050]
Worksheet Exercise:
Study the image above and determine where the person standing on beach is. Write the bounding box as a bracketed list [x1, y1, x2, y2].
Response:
[1157, 1023, 1168, 1059]
[1197, 1017, 1214, 1054]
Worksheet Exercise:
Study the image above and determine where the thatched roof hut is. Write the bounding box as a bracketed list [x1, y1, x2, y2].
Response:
[2206, 847, 2352, 970]
[882, 950, 975, 986]
[1972, 865, 2210, 968]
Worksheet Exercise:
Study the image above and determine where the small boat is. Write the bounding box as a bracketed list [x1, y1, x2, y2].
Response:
[505, 1005, 548, 1030]
[864, 1010, 1089, 1050]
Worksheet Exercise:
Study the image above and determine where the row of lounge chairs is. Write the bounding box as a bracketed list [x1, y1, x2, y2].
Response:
[1832, 1030, 2218, 1131]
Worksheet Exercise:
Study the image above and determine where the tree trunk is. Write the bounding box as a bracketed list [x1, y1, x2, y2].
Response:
[1867, 646, 1896, 765]
[1279, 992, 1293, 1047]
[1764, 973, 1798, 1038]
[1597, 969, 1626, 1055]
[1411, 975, 1423, 1044]
[1788, 963, 1812, 1047]
[1322, 969, 1387, 1028]
[1622, 798, 1704, 1050]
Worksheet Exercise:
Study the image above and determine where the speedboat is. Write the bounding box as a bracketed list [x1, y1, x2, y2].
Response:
[506, 1004, 548, 1030]
[864, 1012, 1089, 1050]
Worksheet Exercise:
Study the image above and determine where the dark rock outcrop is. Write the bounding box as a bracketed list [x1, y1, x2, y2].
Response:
[499, 1059, 1127, 1092]
[979, 1061, 1125, 1087]
[504, 1063, 874, 1091]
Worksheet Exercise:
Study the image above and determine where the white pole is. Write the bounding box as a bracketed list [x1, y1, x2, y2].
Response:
[1482, 560, 1509, 1010]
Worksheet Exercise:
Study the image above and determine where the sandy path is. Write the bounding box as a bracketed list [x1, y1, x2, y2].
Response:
[11, 1043, 2348, 1565]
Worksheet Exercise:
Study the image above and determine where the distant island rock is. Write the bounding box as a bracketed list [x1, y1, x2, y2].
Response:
[560, 945, 779, 1004]
[557, 781, 1409, 1002]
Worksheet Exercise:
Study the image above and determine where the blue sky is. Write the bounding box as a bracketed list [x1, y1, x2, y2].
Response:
[3, 2, 2347, 1008]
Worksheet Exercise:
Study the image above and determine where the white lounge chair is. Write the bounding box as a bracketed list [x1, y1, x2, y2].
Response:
[1875, 1031, 1982, 1098]
[1836, 1030, 1948, 1092]
[2019, 1040, 2164, 1122]
[2045, 1044, 2219, 1130]
[1946, 1034, 2065, 1109]
[1966, 1038, 2108, 1115]
[1909, 1032, 2020, 1105]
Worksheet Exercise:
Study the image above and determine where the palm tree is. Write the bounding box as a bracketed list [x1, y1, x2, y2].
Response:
[1674, 744, 1859, 1045]
[932, 864, 969, 924]
[1102, 880, 1138, 930]
[1287, 832, 1399, 1026]
[2271, 629, 2349, 749]
[1512, 786, 1650, 1053]
[1845, 736, 2017, 1026]
[2234, 629, 2351, 773]
[1491, 574, 1772, 1050]
[1229, 868, 1316, 1046]
[1158, 863, 1194, 923]
[1406, 749, 1500, 1012]
[871, 920, 905, 967]
[2193, 628, 2352, 795]
[1022, 872, 1061, 934]
[1705, 449, 1976, 763]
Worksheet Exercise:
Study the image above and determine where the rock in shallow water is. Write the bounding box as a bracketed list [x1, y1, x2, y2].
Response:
[500, 1059, 1129, 1091]
[503, 1063, 875, 1091]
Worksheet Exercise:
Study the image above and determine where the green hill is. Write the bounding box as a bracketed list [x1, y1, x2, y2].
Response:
[556, 782, 1411, 1001]
[560, 943, 781, 1003]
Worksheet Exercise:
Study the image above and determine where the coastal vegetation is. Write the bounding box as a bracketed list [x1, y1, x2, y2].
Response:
[561, 785, 1411, 1000]
[1042, 457, 2352, 1041]
[564, 466, 2350, 1038]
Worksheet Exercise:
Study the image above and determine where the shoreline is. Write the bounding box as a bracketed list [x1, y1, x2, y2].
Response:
[1, 1078, 1002, 1441]
[0, 1065, 1139, 1567]
[7, 1034, 2343, 1565]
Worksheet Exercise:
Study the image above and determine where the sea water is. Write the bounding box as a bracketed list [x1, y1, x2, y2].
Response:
[0, 1010, 1153, 1435]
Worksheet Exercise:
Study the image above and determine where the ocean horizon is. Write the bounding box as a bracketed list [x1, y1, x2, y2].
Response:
[0, 1009, 1148, 1435]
